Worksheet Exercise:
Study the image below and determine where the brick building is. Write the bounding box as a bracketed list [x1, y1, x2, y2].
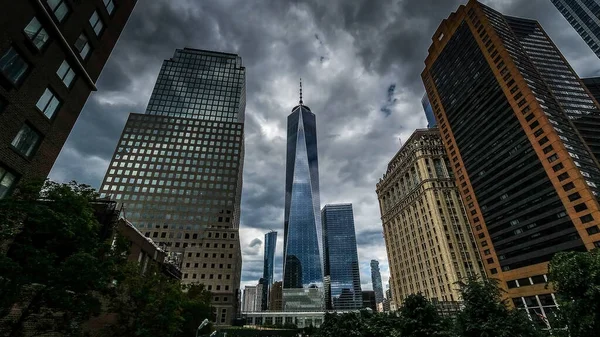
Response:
[0, 0, 136, 198]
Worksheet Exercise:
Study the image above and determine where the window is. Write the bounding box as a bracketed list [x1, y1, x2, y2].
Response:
[586, 226, 599, 235]
[0, 166, 17, 199]
[574, 203, 588, 212]
[11, 124, 41, 157]
[89, 11, 104, 36]
[24, 17, 50, 50]
[56, 60, 76, 87]
[568, 192, 581, 202]
[0, 47, 29, 85]
[581, 214, 594, 224]
[74, 33, 91, 59]
[103, 0, 116, 15]
[36, 88, 61, 119]
[46, 0, 70, 22]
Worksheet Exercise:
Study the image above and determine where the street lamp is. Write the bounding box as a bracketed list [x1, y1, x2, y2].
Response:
[196, 319, 210, 337]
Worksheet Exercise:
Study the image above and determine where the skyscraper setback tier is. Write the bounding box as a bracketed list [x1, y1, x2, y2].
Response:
[0, 0, 136, 198]
[551, 0, 600, 59]
[421, 0, 600, 323]
[283, 95, 323, 311]
[99, 48, 246, 325]
[376, 129, 483, 307]
[321, 204, 362, 310]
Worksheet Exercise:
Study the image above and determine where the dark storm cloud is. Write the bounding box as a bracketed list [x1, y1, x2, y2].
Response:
[50, 0, 600, 288]
[249, 238, 263, 248]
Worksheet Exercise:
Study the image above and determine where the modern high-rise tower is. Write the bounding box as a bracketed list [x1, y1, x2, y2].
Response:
[261, 231, 277, 310]
[283, 82, 323, 311]
[551, 0, 600, 58]
[421, 94, 437, 128]
[99, 48, 246, 325]
[0, 0, 136, 198]
[370, 260, 384, 312]
[422, 0, 600, 324]
[321, 203, 362, 310]
[581, 77, 600, 161]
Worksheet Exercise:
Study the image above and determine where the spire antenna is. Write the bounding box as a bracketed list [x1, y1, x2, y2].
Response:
[299, 78, 303, 105]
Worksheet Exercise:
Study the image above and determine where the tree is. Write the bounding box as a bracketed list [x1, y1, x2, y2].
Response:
[548, 250, 600, 337]
[453, 277, 545, 337]
[398, 293, 448, 337]
[0, 181, 126, 336]
[316, 312, 367, 337]
[178, 283, 213, 337]
[101, 263, 186, 337]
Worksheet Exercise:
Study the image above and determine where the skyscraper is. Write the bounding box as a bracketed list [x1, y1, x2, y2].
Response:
[0, 0, 136, 198]
[581, 77, 600, 161]
[99, 48, 246, 325]
[551, 0, 600, 58]
[321, 203, 362, 310]
[421, 94, 437, 128]
[422, 0, 600, 324]
[242, 286, 257, 313]
[262, 231, 277, 310]
[370, 260, 384, 312]
[377, 128, 483, 307]
[283, 82, 323, 311]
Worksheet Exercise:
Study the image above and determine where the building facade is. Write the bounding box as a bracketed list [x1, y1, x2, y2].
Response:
[581, 77, 600, 161]
[369, 260, 384, 311]
[421, 94, 437, 128]
[551, 0, 600, 58]
[283, 86, 323, 311]
[321, 203, 362, 310]
[99, 48, 246, 325]
[262, 231, 277, 310]
[421, 0, 600, 325]
[243, 312, 325, 328]
[242, 286, 257, 313]
[361, 291, 377, 311]
[376, 129, 483, 307]
[270, 281, 283, 312]
[0, 0, 136, 198]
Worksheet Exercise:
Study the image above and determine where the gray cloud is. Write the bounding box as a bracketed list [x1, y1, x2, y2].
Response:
[50, 0, 600, 290]
[249, 238, 263, 248]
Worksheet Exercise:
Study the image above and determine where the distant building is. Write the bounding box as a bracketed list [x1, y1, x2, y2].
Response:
[551, 0, 600, 58]
[270, 281, 283, 312]
[262, 231, 277, 310]
[256, 278, 268, 312]
[0, 0, 136, 198]
[283, 82, 323, 311]
[421, 94, 436, 128]
[242, 286, 257, 313]
[376, 129, 482, 306]
[370, 260, 384, 311]
[244, 312, 325, 328]
[321, 204, 362, 310]
[361, 291, 377, 311]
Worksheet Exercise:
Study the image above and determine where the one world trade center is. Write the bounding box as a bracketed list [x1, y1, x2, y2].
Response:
[283, 81, 323, 311]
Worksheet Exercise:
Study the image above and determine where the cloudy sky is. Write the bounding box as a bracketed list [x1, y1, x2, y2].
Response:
[49, 0, 600, 291]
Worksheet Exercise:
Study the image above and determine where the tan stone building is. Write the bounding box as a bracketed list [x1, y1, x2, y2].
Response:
[376, 128, 482, 307]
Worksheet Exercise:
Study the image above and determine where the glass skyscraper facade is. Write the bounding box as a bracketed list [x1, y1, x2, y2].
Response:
[551, 0, 600, 58]
[370, 260, 385, 311]
[421, 94, 437, 128]
[283, 92, 323, 311]
[99, 48, 246, 325]
[262, 231, 277, 310]
[321, 204, 362, 310]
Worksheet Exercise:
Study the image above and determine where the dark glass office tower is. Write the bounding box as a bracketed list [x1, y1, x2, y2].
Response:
[581, 77, 600, 161]
[99, 48, 246, 325]
[422, 0, 600, 325]
[322, 204, 362, 310]
[551, 0, 600, 58]
[283, 85, 323, 311]
[0, 0, 136, 198]
[262, 230, 277, 310]
[370, 260, 384, 311]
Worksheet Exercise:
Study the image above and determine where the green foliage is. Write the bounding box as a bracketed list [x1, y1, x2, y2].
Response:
[453, 277, 545, 337]
[398, 294, 448, 337]
[0, 180, 125, 336]
[548, 250, 600, 337]
[179, 283, 214, 337]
